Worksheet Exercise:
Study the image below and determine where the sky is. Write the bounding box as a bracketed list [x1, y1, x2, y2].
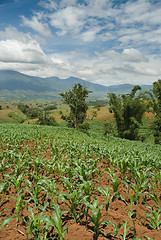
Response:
[0, 0, 161, 86]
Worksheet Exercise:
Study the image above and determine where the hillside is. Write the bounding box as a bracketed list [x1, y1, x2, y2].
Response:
[0, 70, 152, 100]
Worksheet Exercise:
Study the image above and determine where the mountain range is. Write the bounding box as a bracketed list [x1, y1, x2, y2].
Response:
[0, 70, 152, 100]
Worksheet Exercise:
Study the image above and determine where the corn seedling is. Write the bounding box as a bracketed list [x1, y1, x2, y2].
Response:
[41, 204, 68, 240]
[84, 199, 109, 238]
[144, 205, 161, 230]
[118, 218, 136, 240]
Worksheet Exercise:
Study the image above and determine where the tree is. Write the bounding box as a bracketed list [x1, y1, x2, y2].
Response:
[108, 86, 146, 140]
[152, 80, 161, 144]
[59, 84, 91, 130]
[37, 110, 57, 126]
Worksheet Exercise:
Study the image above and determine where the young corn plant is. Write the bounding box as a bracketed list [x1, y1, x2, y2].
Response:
[10, 173, 24, 193]
[107, 169, 121, 201]
[0, 179, 10, 196]
[59, 189, 84, 222]
[14, 157, 26, 177]
[130, 182, 146, 205]
[84, 199, 104, 238]
[39, 177, 59, 207]
[80, 179, 95, 203]
[125, 195, 136, 219]
[144, 205, 161, 230]
[0, 159, 9, 179]
[98, 186, 111, 211]
[84, 199, 116, 239]
[12, 193, 25, 227]
[0, 195, 24, 232]
[24, 203, 49, 239]
[25, 179, 44, 207]
[117, 157, 129, 179]
[118, 218, 136, 240]
[41, 204, 68, 240]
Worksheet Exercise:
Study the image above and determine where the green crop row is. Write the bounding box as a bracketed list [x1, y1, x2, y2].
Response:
[0, 123, 161, 239]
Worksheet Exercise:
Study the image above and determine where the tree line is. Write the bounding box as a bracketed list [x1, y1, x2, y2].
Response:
[59, 80, 161, 144]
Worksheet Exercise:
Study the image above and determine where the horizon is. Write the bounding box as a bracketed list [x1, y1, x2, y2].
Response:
[0, 69, 154, 87]
[0, 0, 161, 86]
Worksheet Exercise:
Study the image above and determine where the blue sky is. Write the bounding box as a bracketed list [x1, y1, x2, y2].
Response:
[0, 0, 161, 86]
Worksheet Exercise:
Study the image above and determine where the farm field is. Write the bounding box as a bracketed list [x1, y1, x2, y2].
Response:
[0, 102, 112, 123]
[0, 123, 161, 240]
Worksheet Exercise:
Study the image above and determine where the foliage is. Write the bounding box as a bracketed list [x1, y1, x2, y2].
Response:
[59, 84, 91, 129]
[18, 103, 40, 119]
[8, 111, 26, 123]
[78, 121, 90, 130]
[0, 123, 161, 239]
[37, 110, 57, 126]
[44, 104, 57, 111]
[104, 120, 117, 136]
[108, 86, 146, 140]
[152, 80, 161, 144]
[17, 103, 29, 113]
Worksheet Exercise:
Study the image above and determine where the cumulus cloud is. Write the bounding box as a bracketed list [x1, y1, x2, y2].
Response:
[1, 1, 161, 85]
[0, 26, 160, 85]
[0, 39, 48, 63]
[122, 48, 148, 63]
[40, 49, 161, 85]
[0, 27, 48, 64]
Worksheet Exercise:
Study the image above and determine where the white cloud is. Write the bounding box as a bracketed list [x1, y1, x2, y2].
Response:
[0, 26, 29, 41]
[39, 0, 58, 10]
[81, 27, 101, 42]
[122, 48, 148, 63]
[21, 15, 52, 37]
[0, 39, 48, 63]
[0, 27, 48, 64]
[0, 27, 160, 85]
[1, 1, 161, 86]
[50, 6, 85, 36]
[23, 0, 161, 49]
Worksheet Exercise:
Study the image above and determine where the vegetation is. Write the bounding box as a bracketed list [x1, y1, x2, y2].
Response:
[37, 110, 57, 126]
[44, 104, 57, 111]
[0, 123, 161, 239]
[0, 82, 161, 240]
[108, 86, 146, 140]
[18, 103, 40, 119]
[59, 84, 91, 129]
[151, 80, 161, 144]
[8, 111, 26, 123]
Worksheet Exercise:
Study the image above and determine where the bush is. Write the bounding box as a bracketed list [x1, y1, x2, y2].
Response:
[44, 104, 57, 111]
[8, 111, 26, 123]
[104, 120, 117, 136]
[78, 121, 90, 130]
[108, 86, 146, 140]
[37, 111, 57, 126]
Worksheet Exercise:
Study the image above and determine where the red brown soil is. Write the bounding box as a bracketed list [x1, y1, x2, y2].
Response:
[0, 141, 161, 240]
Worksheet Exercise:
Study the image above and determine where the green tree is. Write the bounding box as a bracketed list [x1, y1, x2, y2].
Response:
[108, 86, 146, 140]
[59, 84, 91, 130]
[152, 80, 161, 144]
[37, 110, 57, 126]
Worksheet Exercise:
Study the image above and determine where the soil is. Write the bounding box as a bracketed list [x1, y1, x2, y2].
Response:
[0, 141, 161, 240]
